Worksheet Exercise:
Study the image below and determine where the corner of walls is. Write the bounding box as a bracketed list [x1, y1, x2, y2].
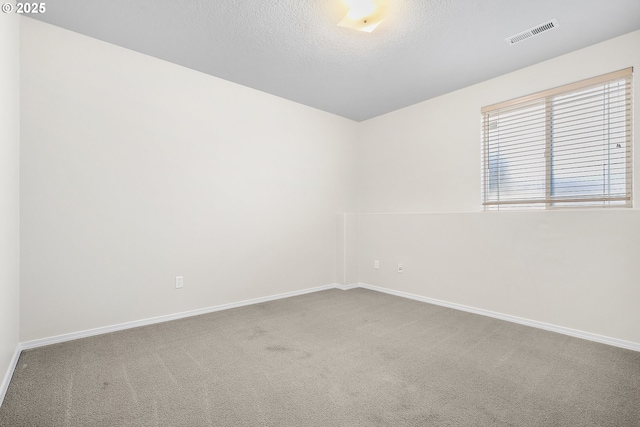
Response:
[335, 212, 359, 287]
[0, 4, 21, 408]
[335, 119, 360, 287]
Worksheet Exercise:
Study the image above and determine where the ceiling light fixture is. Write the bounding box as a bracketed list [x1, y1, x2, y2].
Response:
[338, 0, 387, 33]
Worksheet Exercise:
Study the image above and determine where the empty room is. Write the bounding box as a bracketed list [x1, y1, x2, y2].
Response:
[1, 0, 640, 425]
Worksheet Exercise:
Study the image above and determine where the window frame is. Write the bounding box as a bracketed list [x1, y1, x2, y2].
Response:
[481, 68, 633, 211]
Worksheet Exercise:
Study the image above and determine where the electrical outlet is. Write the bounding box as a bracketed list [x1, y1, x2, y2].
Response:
[175, 276, 184, 289]
[397, 263, 404, 274]
[374, 260, 380, 269]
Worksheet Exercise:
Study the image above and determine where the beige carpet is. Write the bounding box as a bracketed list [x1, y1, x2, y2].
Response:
[1, 288, 639, 426]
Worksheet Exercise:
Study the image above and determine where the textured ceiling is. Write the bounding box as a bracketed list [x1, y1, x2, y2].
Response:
[28, 0, 640, 121]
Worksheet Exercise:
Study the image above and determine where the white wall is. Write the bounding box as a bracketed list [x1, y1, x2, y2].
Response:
[20, 19, 357, 342]
[336, 213, 359, 286]
[0, 2, 21, 400]
[356, 30, 640, 345]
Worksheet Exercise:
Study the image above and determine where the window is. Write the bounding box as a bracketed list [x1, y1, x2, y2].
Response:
[482, 68, 633, 210]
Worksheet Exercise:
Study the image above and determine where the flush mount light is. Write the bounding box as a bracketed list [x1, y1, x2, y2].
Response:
[338, 0, 387, 33]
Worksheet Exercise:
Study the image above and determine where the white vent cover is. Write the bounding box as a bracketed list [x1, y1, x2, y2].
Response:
[505, 19, 559, 45]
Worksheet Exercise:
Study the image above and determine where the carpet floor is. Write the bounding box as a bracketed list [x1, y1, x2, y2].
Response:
[1, 288, 639, 426]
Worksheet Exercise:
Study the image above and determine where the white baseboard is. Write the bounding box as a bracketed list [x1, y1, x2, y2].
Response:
[336, 283, 359, 291]
[356, 283, 640, 352]
[21, 284, 339, 350]
[0, 343, 22, 408]
[18, 281, 640, 354]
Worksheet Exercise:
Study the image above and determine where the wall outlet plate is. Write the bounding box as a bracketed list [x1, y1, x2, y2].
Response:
[175, 276, 184, 289]
[397, 263, 403, 274]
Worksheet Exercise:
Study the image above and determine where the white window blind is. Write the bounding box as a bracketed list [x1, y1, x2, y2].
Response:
[482, 68, 633, 210]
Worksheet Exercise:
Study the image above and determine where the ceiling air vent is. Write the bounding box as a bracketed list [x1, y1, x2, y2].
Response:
[505, 19, 559, 45]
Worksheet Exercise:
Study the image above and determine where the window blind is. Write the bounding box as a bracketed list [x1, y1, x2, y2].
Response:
[482, 68, 633, 210]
